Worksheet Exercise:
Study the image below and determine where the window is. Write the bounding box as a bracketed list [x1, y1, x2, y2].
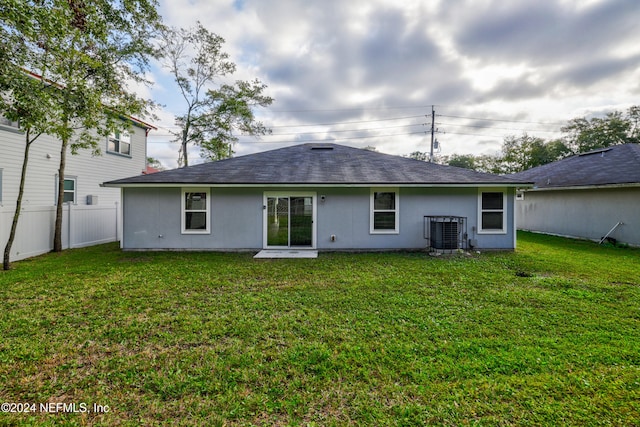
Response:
[55, 177, 76, 204]
[63, 179, 76, 203]
[478, 190, 506, 233]
[182, 189, 210, 234]
[108, 131, 131, 156]
[370, 188, 399, 234]
[0, 115, 20, 129]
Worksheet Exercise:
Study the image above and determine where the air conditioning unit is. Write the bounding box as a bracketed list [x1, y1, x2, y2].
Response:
[424, 216, 467, 252]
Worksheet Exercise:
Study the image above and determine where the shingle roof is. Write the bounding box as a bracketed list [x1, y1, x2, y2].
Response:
[509, 143, 640, 188]
[105, 143, 528, 186]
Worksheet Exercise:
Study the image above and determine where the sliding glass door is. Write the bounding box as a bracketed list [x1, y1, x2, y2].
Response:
[265, 193, 315, 248]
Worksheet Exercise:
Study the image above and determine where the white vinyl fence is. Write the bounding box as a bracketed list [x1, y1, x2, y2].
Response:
[0, 203, 120, 263]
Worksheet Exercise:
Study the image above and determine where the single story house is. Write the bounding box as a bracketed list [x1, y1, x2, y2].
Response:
[510, 143, 640, 246]
[104, 143, 531, 253]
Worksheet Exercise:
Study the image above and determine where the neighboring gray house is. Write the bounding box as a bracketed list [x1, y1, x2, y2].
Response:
[510, 143, 640, 246]
[104, 143, 529, 254]
[0, 115, 155, 262]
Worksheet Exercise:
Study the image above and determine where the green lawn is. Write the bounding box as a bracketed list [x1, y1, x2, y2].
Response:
[0, 232, 639, 426]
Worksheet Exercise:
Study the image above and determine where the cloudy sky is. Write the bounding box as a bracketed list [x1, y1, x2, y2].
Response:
[144, 0, 640, 168]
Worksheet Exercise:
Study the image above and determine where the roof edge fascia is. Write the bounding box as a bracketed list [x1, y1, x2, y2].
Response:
[524, 182, 640, 192]
[104, 182, 531, 189]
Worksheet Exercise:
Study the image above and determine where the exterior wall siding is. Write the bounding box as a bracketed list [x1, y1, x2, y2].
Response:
[122, 187, 263, 250]
[516, 187, 640, 247]
[122, 186, 516, 251]
[0, 124, 146, 208]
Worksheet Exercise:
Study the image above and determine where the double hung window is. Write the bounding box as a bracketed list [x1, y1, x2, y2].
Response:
[108, 131, 131, 156]
[478, 190, 506, 233]
[182, 189, 210, 234]
[63, 178, 76, 203]
[370, 188, 399, 234]
[55, 177, 76, 204]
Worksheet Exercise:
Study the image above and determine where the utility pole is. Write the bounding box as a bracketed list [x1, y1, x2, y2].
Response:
[429, 105, 435, 162]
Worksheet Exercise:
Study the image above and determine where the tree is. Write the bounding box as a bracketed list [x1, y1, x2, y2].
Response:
[472, 154, 506, 174]
[500, 134, 570, 173]
[407, 151, 429, 161]
[628, 105, 640, 144]
[446, 154, 477, 170]
[159, 22, 273, 166]
[562, 107, 639, 154]
[1, 2, 68, 268]
[0, 71, 56, 269]
[1, 0, 163, 258]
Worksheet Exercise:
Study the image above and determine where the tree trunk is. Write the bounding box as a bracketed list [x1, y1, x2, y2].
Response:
[53, 137, 69, 252]
[3, 131, 33, 270]
[181, 128, 189, 167]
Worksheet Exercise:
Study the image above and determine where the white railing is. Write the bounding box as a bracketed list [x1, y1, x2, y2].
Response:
[0, 202, 120, 262]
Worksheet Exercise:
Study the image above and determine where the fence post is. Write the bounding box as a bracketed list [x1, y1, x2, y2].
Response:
[67, 202, 72, 250]
[115, 201, 119, 244]
[0, 207, 4, 251]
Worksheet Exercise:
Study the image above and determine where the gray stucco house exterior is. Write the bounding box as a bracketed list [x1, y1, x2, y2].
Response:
[510, 143, 640, 247]
[104, 143, 529, 252]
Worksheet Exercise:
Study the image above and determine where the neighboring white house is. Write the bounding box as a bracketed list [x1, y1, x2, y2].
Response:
[105, 143, 530, 255]
[0, 115, 155, 263]
[510, 144, 640, 247]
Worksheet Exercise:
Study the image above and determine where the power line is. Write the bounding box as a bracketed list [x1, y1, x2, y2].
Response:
[236, 130, 427, 144]
[268, 114, 425, 128]
[150, 122, 427, 140]
[148, 136, 178, 141]
[269, 105, 435, 113]
[441, 130, 515, 139]
[268, 122, 426, 137]
[437, 113, 565, 126]
[149, 107, 570, 147]
[436, 122, 562, 133]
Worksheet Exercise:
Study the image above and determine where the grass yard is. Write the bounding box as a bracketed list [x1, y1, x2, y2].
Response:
[0, 232, 639, 426]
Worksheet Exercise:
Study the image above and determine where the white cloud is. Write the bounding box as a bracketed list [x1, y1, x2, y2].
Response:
[141, 0, 640, 166]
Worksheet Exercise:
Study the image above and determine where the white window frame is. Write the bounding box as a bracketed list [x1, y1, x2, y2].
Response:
[63, 178, 77, 204]
[477, 189, 507, 234]
[181, 188, 211, 234]
[107, 131, 132, 156]
[54, 176, 77, 205]
[0, 115, 20, 129]
[0, 116, 23, 135]
[370, 188, 399, 234]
